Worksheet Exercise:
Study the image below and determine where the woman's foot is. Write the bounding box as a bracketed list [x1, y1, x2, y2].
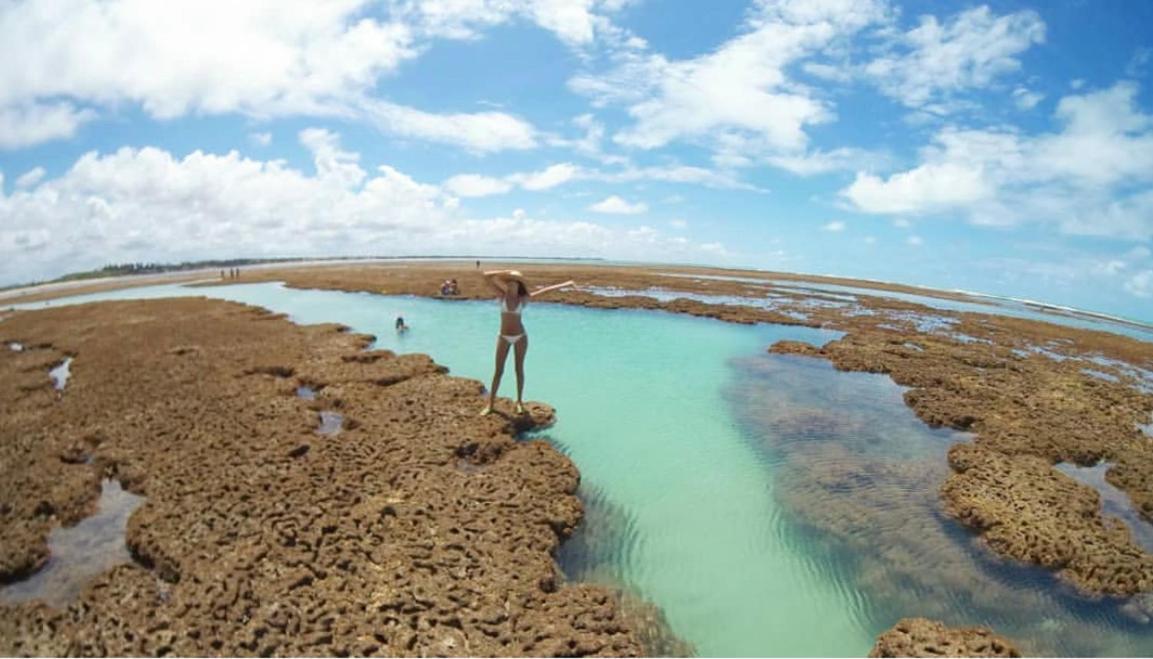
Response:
[479, 405, 493, 416]
[514, 401, 525, 415]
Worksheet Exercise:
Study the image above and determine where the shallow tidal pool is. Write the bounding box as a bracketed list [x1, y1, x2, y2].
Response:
[11, 281, 1153, 657]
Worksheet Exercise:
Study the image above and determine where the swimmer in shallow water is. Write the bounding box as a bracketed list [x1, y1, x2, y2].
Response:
[395, 316, 408, 333]
[480, 270, 574, 415]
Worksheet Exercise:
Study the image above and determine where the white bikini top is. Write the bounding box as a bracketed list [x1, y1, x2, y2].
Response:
[501, 296, 525, 315]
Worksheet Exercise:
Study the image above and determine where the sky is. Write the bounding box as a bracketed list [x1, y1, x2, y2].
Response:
[1, 0, 1152, 321]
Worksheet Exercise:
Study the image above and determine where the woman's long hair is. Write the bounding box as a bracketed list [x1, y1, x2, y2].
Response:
[516, 281, 528, 298]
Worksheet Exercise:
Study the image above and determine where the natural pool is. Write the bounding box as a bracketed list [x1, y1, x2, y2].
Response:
[11, 282, 1153, 656]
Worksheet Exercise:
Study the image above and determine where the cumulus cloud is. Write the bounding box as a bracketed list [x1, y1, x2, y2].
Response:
[395, 0, 634, 48]
[864, 6, 1045, 110]
[842, 83, 1153, 240]
[510, 163, 580, 190]
[0, 101, 96, 150]
[0, 0, 596, 150]
[570, 0, 889, 167]
[589, 195, 648, 214]
[0, 133, 725, 285]
[822, 220, 846, 232]
[14, 167, 46, 189]
[443, 174, 514, 198]
[249, 132, 272, 147]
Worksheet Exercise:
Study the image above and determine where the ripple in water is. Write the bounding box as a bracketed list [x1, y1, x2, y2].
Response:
[726, 352, 1153, 657]
[0, 480, 145, 608]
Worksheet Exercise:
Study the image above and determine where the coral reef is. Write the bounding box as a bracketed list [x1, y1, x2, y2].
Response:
[870, 618, 1019, 657]
[0, 298, 643, 656]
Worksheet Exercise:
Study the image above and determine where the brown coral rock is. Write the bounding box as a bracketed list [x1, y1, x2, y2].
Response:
[0, 298, 644, 656]
[870, 618, 1020, 657]
[942, 443, 1153, 596]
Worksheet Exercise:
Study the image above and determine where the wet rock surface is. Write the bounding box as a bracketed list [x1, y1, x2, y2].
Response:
[0, 298, 644, 656]
[943, 444, 1153, 596]
[870, 618, 1020, 657]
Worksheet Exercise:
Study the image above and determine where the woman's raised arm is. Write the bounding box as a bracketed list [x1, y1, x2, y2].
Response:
[481, 270, 509, 295]
[529, 280, 576, 298]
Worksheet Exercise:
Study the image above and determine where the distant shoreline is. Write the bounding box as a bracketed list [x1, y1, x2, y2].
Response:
[7, 257, 1152, 329]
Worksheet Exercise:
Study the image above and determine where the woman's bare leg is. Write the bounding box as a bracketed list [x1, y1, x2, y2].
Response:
[513, 335, 529, 413]
[483, 336, 511, 414]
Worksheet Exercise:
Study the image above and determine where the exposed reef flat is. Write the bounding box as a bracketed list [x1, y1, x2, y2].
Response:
[6, 260, 1153, 653]
[870, 618, 1020, 657]
[0, 298, 647, 655]
[181, 262, 1153, 601]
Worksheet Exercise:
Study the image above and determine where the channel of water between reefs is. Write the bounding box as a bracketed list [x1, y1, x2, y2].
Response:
[7, 281, 1153, 656]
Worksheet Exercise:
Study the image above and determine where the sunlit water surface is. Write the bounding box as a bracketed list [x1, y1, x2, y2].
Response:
[11, 282, 1153, 656]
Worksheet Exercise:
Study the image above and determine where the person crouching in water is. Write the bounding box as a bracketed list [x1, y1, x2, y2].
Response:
[480, 270, 574, 415]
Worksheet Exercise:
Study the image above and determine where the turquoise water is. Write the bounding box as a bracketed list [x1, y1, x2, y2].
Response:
[13, 282, 1153, 656]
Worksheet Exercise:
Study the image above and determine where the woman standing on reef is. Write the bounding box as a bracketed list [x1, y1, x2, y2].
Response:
[481, 270, 575, 415]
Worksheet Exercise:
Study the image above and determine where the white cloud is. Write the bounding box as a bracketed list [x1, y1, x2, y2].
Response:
[249, 132, 272, 147]
[864, 235, 877, 244]
[570, 0, 889, 166]
[397, 0, 635, 48]
[841, 83, 1153, 240]
[1125, 270, 1153, 298]
[589, 195, 648, 214]
[1012, 87, 1044, 110]
[0, 136, 727, 285]
[864, 6, 1045, 109]
[443, 174, 514, 198]
[0, 0, 562, 151]
[510, 162, 580, 190]
[906, 235, 923, 246]
[0, 2, 416, 118]
[14, 167, 46, 189]
[362, 100, 538, 152]
[669, 218, 688, 229]
[844, 162, 993, 214]
[442, 161, 756, 198]
[299, 128, 367, 188]
[822, 220, 846, 232]
[0, 101, 95, 150]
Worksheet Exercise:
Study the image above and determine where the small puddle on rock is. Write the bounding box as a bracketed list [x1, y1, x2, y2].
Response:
[1054, 462, 1153, 553]
[50, 357, 73, 391]
[317, 411, 343, 435]
[296, 387, 341, 435]
[0, 479, 145, 608]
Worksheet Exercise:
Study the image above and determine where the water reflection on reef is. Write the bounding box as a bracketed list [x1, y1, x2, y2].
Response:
[726, 352, 1153, 657]
[0, 480, 144, 609]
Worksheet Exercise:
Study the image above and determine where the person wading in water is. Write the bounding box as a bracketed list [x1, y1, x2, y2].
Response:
[480, 270, 574, 415]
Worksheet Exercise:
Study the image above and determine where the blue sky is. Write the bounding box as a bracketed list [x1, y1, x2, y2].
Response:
[1, 0, 1152, 321]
